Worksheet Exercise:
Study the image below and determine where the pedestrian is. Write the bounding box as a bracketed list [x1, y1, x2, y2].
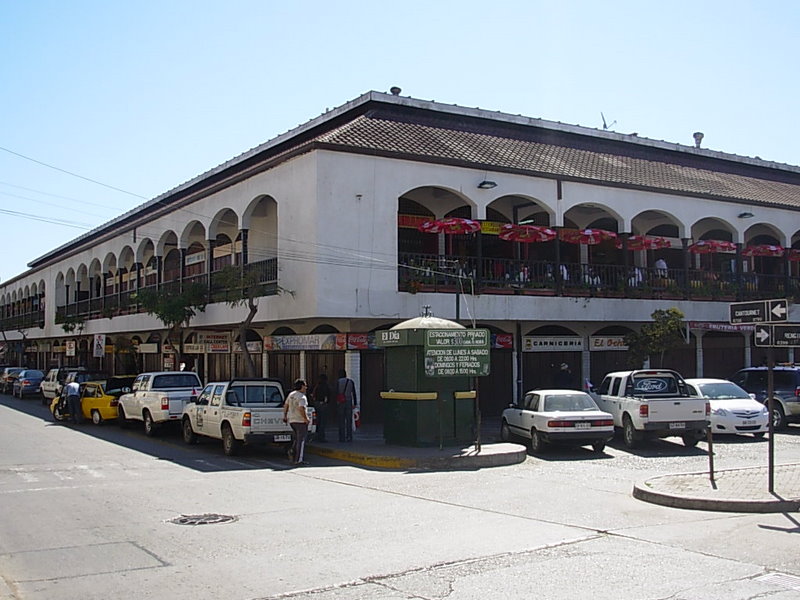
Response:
[654, 257, 668, 278]
[336, 369, 357, 442]
[311, 373, 330, 442]
[553, 363, 574, 389]
[64, 379, 81, 424]
[283, 379, 310, 465]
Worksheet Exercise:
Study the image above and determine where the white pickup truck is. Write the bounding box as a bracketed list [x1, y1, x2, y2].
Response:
[591, 369, 709, 448]
[180, 378, 316, 456]
[118, 371, 202, 436]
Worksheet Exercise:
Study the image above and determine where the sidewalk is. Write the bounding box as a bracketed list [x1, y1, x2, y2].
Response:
[633, 463, 800, 513]
[305, 419, 527, 470]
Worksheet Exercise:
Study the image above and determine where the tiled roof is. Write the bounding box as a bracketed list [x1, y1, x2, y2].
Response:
[315, 115, 800, 209]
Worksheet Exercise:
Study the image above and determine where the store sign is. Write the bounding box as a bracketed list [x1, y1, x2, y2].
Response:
[375, 330, 409, 347]
[93, 334, 106, 358]
[589, 336, 628, 351]
[522, 336, 584, 352]
[137, 343, 159, 354]
[689, 321, 754, 332]
[493, 333, 513, 349]
[423, 329, 491, 377]
[185, 251, 206, 266]
[65, 340, 76, 357]
[233, 341, 263, 353]
[183, 343, 205, 354]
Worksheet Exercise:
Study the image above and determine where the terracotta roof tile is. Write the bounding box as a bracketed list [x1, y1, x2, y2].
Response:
[315, 116, 800, 209]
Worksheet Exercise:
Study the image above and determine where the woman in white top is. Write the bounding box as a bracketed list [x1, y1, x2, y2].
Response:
[283, 379, 310, 465]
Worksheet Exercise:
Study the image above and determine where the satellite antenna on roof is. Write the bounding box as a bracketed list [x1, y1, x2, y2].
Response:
[601, 112, 616, 130]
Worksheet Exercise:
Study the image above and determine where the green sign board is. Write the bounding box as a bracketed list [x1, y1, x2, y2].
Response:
[423, 329, 491, 377]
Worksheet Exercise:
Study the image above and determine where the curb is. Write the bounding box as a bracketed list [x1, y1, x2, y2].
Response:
[306, 442, 527, 470]
[633, 470, 800, 513]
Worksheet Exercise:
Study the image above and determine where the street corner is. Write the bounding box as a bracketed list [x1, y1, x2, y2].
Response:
[633, 467, 800, 513]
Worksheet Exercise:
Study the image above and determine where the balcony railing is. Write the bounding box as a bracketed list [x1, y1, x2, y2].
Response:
[398, 252, 799, 302]
[47, 258, 279, 327]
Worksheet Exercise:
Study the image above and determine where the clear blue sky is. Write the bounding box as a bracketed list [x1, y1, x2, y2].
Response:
[2, 0, 798, 283]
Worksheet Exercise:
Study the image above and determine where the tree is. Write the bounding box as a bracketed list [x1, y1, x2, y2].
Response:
[624, 308, 686, 369]
[134, 283, 207, 357]
[212, 266, 267, 377]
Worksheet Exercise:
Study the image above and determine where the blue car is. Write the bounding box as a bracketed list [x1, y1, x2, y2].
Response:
[13, 369, 45, 399]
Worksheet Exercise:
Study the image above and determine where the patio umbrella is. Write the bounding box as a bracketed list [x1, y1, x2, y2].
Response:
[417, 217, 481, 235]
[788, 249, 800, 262]
[615, 235, 671, 251]
[499, 223, 557, 243]
[741, 244, 784, 257]
[559, 228, 617, 245]
[688, 239, 736, 254]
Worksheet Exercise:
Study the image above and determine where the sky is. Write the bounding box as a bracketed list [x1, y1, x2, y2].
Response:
[2, 0, 799, 283]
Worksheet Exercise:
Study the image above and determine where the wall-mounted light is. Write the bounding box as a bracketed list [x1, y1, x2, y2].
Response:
[477, 180, 497, 190]
[737, 211, 754, 219]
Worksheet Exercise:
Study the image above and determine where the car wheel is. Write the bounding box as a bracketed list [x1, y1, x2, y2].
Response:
[592, 442, 606, 454]
[681, 433, 699, 448]
[771, 402, 786, 430]
[91, 410, 102, 426]
[500, 420, 510, 442]
[118, 405, 130, 428]
[182, 418, 198, 445]
[52, 403, 64, 422]
[222, 424, 241, 456]
[143, 411, 157, 436]
[530, 429, 546, 454]
[753, 432, 766, 439]
[623, 415, 639, 449]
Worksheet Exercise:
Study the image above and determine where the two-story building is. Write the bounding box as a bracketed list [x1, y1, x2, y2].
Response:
[2, 89, 798, 422]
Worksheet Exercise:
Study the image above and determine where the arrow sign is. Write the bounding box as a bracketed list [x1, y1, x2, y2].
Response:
[754, 325, 771, 346]
[769, 299, 788, 322]
[772, 324, 800, 347]
[730, 299, 790, 324]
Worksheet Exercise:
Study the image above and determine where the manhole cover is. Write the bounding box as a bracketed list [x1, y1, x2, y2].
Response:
[169, 513, 238, 526]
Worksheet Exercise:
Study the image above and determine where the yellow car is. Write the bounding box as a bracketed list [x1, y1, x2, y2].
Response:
[51, 376, 136, 425]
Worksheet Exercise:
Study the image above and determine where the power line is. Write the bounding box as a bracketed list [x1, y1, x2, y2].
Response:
[0, 146, 148, 200]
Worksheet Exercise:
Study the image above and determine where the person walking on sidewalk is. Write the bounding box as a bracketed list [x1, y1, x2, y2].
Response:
[311, 373, 331, 442]
[336, 369, 357, 442]
[283, 379, 310, 465]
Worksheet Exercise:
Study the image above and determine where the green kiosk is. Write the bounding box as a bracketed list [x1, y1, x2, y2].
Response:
[377, 315, 490, 447]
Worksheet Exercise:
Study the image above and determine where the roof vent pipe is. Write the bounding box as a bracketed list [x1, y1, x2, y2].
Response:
[693, 131, 704, 148]
[390, 86, 402, 96]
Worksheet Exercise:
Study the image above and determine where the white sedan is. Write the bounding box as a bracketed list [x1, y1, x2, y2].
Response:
[500, 389, 614, 454]
[685, 378, 768, 438]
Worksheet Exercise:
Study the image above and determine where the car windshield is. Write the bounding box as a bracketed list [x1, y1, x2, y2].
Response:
[544, 394, 598, 412]
[697, 382, 749, 400]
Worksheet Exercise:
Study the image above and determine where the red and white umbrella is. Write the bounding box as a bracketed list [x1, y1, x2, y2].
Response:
[688, 239, 736, 254]
[560, 228, 617, 245]
[741, 244, 784, 257]
[499, 223, 557, 243]
[788, 249, 800, 262]
[615, 235, 671, 251]
[417, 217, 481, 235]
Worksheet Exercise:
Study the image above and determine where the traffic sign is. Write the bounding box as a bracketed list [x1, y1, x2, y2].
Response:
[729, 299, 788, 324]
[753, 324, 800, 347]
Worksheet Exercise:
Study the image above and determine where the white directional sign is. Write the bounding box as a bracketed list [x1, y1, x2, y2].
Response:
[730, 299, 788, 324]
[753, 324, 800, 347]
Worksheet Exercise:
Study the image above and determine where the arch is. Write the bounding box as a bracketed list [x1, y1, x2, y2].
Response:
[487, 194, 554, 226]
[399, 185, 475, 220]
[157, 230, 178, 257]
[209, 208, 239, 241]
[136, 238, 155, 266]
[180, 220, 207, 250]
[691, 217, 735, 242]
[102, 252, 118, 276]
[270, 326, 296, 335]
[243, 195, 278, 265]
[310, 324, 339, 334]
[743, 223, 785, 246]
[563, 202, 624, 231]
[55, 271, 66, 307]
[630, 209, 686, 239]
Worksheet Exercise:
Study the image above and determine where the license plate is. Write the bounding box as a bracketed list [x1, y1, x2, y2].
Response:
[274, 434, 291, 442]
[669, 422, 685, 430]
[574, 422, 591, 429]
[742, 420, 755, 425]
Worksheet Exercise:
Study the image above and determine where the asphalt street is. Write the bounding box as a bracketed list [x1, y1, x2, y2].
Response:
[2, 394, 800, 600]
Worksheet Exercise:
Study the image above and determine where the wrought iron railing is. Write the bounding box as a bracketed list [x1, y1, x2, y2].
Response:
[398, 252, 799, 302]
